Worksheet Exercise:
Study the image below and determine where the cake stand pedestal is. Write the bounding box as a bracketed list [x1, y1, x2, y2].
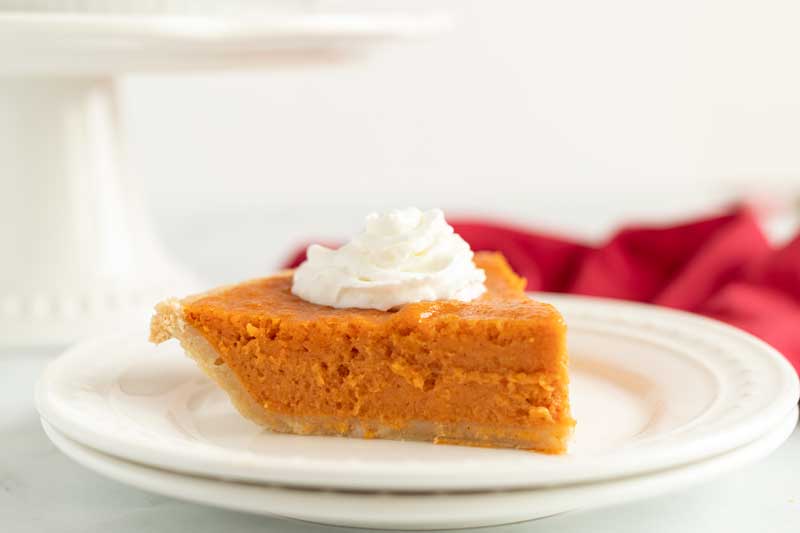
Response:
[0, 11, 447, 346]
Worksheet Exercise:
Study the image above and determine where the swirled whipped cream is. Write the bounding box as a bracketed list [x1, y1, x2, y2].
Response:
[291, 208, 486, 310]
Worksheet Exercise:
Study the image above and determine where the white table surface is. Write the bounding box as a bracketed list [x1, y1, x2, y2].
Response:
[3, 208, 799, 532]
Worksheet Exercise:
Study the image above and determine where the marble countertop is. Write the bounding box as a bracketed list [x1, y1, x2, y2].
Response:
[2, 349, 799, 533]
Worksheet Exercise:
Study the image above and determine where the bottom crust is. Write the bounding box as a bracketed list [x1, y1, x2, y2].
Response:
[150, 299, 572, 452]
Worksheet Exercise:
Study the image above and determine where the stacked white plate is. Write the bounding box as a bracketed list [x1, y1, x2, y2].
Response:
[37, 294, 799, 530]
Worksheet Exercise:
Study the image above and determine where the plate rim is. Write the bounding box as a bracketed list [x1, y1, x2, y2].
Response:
[36, 293, 800, 492]
[39, 407, 799, 529]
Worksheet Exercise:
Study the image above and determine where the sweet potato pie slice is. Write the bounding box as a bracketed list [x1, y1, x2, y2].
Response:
[150, 252, 574, 453]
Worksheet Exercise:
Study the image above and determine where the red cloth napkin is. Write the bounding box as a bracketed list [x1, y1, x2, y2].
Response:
[284, 208, 800, 374]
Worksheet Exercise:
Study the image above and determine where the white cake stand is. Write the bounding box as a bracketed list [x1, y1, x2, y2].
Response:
[0, 7, 447, 346]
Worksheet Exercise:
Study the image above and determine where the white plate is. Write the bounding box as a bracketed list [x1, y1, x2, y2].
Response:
[41, 408, 799, 530]
[36, 294, 799, 492]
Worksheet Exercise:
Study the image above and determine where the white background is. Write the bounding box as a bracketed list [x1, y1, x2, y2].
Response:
[126, 0, 800, 235]
[115, 0, 800, 281]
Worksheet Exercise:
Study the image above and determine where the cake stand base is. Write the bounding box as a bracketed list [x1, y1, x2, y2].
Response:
[0, 77, 197, 346]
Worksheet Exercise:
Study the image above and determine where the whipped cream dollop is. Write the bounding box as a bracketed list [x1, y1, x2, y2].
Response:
[291, 208, 486, 311]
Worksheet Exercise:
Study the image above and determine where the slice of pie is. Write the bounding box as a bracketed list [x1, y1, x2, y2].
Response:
[150, 252, 574, 453]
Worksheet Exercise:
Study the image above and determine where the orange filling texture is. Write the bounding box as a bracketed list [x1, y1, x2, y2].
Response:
[184, 252, 573, 451]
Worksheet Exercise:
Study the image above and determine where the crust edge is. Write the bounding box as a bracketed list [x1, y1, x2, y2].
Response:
[150, 298, 294, 432]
